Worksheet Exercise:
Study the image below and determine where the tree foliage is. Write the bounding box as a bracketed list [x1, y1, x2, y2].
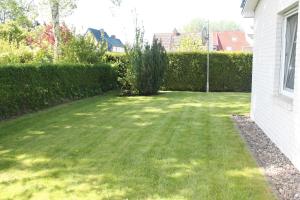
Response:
[136, 39, 168, 95]
[0, 20, 34, 64]
[0, 38, 33, 64]
[0, 21, 27, 44]
[27, 23, 72, 48]
[111, 0, 122, 6]
[40, 0, 77, 61]
[43, 0, 120, 62]
[119, 27, 143, 95]
[177, 35, 205, 52]
[61, 35, 107, 64]
[0, 0, 35, 27]
[183, 18, 242, 33]
[120, 27, 168, 96]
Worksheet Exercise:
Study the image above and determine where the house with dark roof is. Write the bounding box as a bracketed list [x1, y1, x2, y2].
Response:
[213, 31, 252, 52]
[85, 28, 124, 52]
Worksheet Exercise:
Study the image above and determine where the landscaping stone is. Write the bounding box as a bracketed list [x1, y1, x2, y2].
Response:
[233, 115, 300, 200]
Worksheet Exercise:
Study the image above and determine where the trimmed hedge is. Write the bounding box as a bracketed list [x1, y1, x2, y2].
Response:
[1, 52, 251, 119]
[0, 63, 116, 120]
[104, 53, 129, 87]
[107, 52, 252, 92]
[164, 52, 253, 92]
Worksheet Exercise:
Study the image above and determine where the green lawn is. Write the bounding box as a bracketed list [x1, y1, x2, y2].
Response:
[0, 92, 275, 200]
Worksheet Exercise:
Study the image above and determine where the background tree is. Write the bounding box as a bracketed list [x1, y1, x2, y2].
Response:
[42, 0, 77, 61]
[182, 18, 242, 33]
[177, 35, 205, 52]
[120, 25, 168, 96]
[61, 34, 107, 64]
[111, 0, 122, 6]
[0, 0, 35, 27]
[0, 21, 26, 45]
[44, 0, 121, 62]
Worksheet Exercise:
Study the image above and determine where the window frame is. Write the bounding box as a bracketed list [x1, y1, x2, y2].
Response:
[280, 8, 298, 98]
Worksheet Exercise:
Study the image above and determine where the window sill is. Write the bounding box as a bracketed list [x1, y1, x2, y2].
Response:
[273, 93, 294, 111]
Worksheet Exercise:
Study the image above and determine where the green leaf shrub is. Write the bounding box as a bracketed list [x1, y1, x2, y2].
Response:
[0, 39, 34, 64]
[0, 63, 117, 120]
[0, 22, 27, 45]
[60, 35, 107, 64]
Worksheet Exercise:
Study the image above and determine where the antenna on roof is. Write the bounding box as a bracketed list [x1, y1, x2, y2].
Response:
[202, 27, 208, 46]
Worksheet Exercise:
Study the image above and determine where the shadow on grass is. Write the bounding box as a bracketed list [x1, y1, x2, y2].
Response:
[0, 92, 274, 199]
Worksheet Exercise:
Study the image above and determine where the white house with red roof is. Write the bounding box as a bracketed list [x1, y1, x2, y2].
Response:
[213, 31, 252, 52]
[154, 29, 203, 52]
[242, 0, 300, 170]
[154, 29, 252, 52]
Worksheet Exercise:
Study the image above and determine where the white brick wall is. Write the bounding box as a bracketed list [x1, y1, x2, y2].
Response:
[251, 0, 300, 169]
[293, 1, 300, 170]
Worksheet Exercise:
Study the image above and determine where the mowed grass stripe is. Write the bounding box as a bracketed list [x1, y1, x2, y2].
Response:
[0, 92, 275, 200]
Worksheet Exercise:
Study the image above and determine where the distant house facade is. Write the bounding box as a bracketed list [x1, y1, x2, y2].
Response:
[85, 28, 124, 52]
[153, 29, 203, 52]
[154, 29, 252, 52]
[213, 31, 253, 52]
[242, 0, 300, 170]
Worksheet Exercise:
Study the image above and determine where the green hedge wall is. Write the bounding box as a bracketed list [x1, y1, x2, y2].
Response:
[0, 63, 116, 120]
[104, 53, 129, 87]
[107, 52, 253, 92]
[164, 52, 253, 92]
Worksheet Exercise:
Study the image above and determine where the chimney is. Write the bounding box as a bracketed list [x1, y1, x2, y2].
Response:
[99, 29, 105, 35]
[172, 28, 180, 36]
[111, 35, 116, 39]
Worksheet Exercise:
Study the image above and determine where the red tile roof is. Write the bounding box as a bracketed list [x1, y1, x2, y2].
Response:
[213, 31, 251, 52]
[154, 29, 202, 52]
[154, 30, 252, 52]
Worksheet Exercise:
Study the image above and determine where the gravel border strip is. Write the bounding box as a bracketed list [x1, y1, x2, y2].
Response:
[232, 115, 300, 200]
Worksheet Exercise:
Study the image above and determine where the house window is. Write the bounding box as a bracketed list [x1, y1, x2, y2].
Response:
[281, 10, 298, 96]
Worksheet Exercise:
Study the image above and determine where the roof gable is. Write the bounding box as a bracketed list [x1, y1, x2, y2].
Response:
[213, 31, 251, 51]
[241, 0, 260, 18]
[86, 28, 124, 48]
[241, 0, 247, 8]
[109, 38, 123, 47]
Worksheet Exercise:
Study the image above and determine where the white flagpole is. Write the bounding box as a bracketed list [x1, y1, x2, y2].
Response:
[206, 20, 210, 93]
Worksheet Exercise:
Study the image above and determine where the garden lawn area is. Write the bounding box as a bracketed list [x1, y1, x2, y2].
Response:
[0, 91, 275, 200]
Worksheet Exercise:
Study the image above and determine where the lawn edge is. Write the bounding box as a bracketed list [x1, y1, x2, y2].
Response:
[0, 91, 120, 125]
[231, 115, 279, 200]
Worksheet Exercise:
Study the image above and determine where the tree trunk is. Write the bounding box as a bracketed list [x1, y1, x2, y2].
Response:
[50, 0, 60, 62]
